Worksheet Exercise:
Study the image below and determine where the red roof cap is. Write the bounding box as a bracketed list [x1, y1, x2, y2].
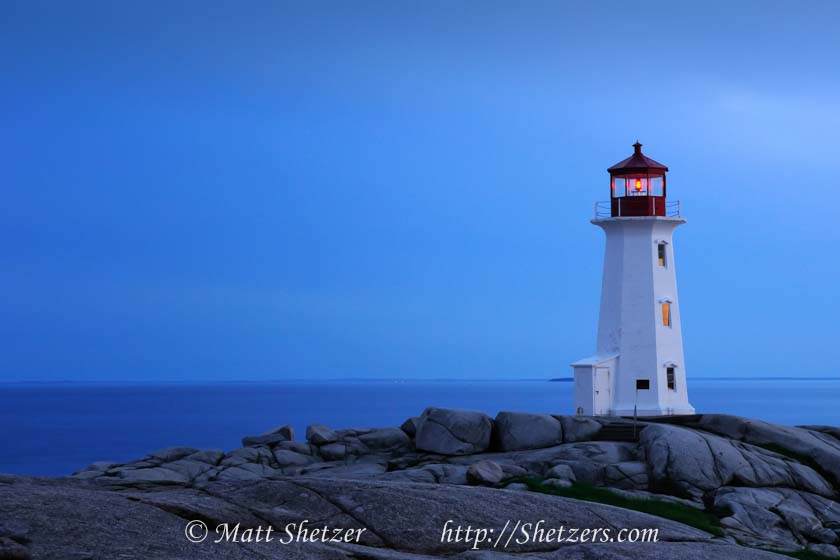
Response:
[608, 142, 668, 174]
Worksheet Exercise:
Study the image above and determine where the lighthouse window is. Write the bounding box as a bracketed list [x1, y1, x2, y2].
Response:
[661, 302, 671, 327]
[630, 177, 648, 196]
[613, 177, 626, 197]
[657, 243, 667, 267]
[650, 176, 664, 196]
[667, 367, 676, 391]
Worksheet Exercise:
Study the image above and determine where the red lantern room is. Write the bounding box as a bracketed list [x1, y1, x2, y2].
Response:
[607, 142, 670, 217]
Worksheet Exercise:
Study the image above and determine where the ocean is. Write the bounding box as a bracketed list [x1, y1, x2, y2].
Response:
[1, 378, 838, 477]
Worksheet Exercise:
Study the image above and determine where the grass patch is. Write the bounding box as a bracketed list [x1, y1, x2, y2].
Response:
[520, 478, 723, 536]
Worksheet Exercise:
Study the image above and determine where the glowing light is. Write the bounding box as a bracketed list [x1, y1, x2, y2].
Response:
[634, 179, 642, 191]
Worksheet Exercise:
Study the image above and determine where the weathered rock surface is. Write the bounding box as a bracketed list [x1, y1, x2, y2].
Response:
[467, 460, 504, 485]
[641, 423, 834, 499]
[0, 475, 789, 560]
[319, 441, 348, 461]
[678, 415, 840, 486]
[306, 424, 339, 445]
[415, 407, 493, 455]
[272, 449, 315, 467]
[383, 463, 469, 485]
[400, 416, 421, 437]
[713, 486, 840, 549]
[604, 461, 649, 490]
[241, 423, 294, 447]
[546, 463, 577, 482]
[62, 410, 840, 558]
[493, 411, 563, 451]
[359, 428, 412, 450]
[266, 424, 296, 439]
[809, 543, 840, 559]
[558, 415, 603, 442]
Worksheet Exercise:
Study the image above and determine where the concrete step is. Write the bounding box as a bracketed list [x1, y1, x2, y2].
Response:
[594, 422, 645, 443]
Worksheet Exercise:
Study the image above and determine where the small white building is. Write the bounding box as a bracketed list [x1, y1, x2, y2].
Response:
[572, 142, 695, 417]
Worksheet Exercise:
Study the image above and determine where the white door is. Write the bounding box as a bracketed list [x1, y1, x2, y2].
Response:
[594, 367, 611, 415]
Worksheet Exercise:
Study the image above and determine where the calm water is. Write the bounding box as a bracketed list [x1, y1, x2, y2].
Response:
[1, 379, 838, 477]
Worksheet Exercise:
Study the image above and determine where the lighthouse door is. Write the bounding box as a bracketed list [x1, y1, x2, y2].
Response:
[593, 367, 611, 415]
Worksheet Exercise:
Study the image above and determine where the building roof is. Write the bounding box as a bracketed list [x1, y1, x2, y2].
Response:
[608, 142, 668, 174]
[570, 354, 619, 367]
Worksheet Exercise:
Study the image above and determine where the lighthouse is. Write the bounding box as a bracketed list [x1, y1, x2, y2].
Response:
[572, 142, 695, 417]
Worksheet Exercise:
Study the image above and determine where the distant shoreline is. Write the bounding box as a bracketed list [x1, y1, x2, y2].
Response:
[2, 376, 840, 386]
[551, 376, 840, 382]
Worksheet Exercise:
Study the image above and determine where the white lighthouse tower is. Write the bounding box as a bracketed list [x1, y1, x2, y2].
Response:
[572, 142, 695, 417]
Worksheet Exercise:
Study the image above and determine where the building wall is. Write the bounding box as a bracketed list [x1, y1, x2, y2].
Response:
[572, 366, 594, 415]
[592, 216, 694, 416]
[572, 355, 618, 415]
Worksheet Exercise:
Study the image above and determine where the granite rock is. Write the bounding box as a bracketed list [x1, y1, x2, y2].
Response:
[493, 412, 563, 451]
[641, 423, 834, 499]
[306, 424, 339, 445]
[400, 417, 421, 438]
[415, 408, 493, 456]
[467, 460, 504, 485]
[557, 415, 603, 443]
[63, 412, 840, 556]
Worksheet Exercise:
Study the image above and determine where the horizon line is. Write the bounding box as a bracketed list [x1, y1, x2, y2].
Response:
[1, 375, 840, 386]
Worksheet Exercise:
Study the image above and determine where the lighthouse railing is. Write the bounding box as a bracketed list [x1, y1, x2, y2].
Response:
[665, 200, 681, 217]
[594, 200, 682, 219]
[594, 201, 612, 218]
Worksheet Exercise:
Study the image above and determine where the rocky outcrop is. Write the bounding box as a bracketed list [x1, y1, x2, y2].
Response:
[558, 415, 603, 442]
[712, 486, 840, 549]
[306, 424, 339, 445]
[400, 416, 420, 437]
[466, 460, 504, 485]
[0, 475, 791, 560]
[415, 407, 493, 455]
[604, 461, 649, 490]
[545, 463, 576, 483]
[676, 415, 840, 486]
[359, 428, 411, 450]
[241, 423, 294, 447]
[493, 411, 563, 451]
[641, 423, 834, 499]
[63, 410, 840, 559]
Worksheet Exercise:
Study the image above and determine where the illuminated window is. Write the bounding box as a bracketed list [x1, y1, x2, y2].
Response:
[657, 243, 667, 267]
[661, 302, 671, 327]
[667, 367, 676, 391]
[630, 177, 648, 196]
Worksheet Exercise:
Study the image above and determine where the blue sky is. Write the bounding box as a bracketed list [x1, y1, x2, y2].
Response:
[2, 1, 839, 381]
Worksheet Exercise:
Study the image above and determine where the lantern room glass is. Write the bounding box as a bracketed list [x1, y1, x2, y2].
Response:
[650, 176, 664, 196]
[611, 173, 665, 198]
